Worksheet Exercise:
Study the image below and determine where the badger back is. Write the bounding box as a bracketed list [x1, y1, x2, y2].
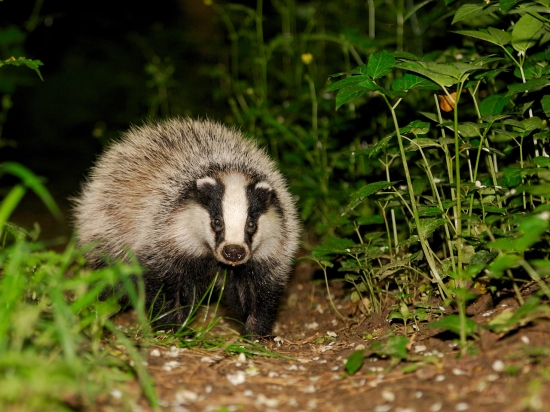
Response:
[73, 118, 300, 275]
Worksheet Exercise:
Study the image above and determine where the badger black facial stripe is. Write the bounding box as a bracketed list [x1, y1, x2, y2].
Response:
[247, 181, 274, 217]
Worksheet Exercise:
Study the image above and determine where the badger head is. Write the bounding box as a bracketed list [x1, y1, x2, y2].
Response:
[170, 172, 282, 266]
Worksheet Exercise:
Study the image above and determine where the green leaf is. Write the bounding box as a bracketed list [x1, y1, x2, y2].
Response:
[470, 250, 498, 266]
[512, 14, 544, 53]
[487, 254, 521, 278]
[487, 27, 511, 46]
[407, 120, 430, 135]
[311, 237, 356, 257]
[0, 56, 44, 80]
[335, 88, 368, 110]
[417, 206, 444, 217]
[369, 336, 409, 360]
[0, 184, 27, 230]
[487, 297, 549, 333]
[391, 73, 439, 91]
[354, 64, 369, 75]
[343, 181, 398, 215]
[356, 215, 385, 225]
[0, 162, 62, 222]
[325, 75, 371, 92]
[534, 156, 550, 168]
[367, 50, 395, 80]
[507, 77, 550, 95]
[427, 315, 478, 337]
[489, 215, 549, 253]
[417, 218, 446, 239]
[521, 116, 542, 134]
[500, 0, 523, 12]
[503, 167, 522, 188]
[542, 95, 550, 118]
[356, 78, 384, 91]
[394, 61, 460, 87]
[407, 138, 440, 151]
[458, 122, 481, 138]
[516, 183, 550, 196]
[345, 350, 365, 375]
[479, 94, 509, 116]
[454, 30, 500, 46]
[452, 4, 485, 24]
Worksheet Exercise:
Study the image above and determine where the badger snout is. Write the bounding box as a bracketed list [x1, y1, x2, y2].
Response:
[222, 244, 247, 263]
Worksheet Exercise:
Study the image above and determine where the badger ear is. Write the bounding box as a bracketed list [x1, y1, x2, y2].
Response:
[255, 181, 272, 191]
[254, 181, 273, 205]
[196, 177, 217, 189]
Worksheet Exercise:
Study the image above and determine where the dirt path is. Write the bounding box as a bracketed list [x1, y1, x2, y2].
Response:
[114, 262, 550, 412]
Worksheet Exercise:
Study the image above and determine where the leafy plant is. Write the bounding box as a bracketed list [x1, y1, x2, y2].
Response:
[307, 0, 550, 353]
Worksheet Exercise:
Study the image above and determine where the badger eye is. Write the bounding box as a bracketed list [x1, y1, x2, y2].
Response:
[211, 217, 224, 231]
[246, 220, 256, 233]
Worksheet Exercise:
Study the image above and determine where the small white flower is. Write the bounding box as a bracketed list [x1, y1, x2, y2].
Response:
[414, 345, 427, 353]
[257, 394, 279, 407]
[492, 360, 505, 372]
[305, 322, 319, 329]
[430, 403, 443, 412]
[381, 390, 395, 402]
[174, 390, 198, 404]
[227, 371, 246, 386]
[110, 389, 122, 399]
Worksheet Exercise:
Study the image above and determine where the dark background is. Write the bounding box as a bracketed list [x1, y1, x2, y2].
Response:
[1, 0, 237, 236]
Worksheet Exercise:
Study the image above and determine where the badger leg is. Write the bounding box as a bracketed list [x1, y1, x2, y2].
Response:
[225, 264, 287, 337]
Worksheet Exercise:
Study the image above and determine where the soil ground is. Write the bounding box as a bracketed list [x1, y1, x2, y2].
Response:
[106, 261, 550, 412]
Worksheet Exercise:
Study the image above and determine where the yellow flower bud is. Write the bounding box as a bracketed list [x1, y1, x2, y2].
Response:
[301, 53, 313, 65]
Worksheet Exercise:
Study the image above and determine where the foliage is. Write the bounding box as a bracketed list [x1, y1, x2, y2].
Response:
[320, 0, 550, 353]
[0, 238, 160, 410]
[210, 0, 550, 355]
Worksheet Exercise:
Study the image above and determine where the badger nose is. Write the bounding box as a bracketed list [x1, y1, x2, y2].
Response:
[222, 244, 246, 262]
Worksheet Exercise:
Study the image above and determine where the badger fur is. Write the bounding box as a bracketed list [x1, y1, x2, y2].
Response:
[74, 118, 300, 336]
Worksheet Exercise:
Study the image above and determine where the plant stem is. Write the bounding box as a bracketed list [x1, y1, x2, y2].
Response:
[383, 95, 448, 296]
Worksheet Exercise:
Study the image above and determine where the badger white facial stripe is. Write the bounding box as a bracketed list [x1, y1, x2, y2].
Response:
[221, 173, 249, 245]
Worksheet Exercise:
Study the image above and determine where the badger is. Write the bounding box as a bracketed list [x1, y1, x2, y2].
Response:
[74, 117, 300, 336]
